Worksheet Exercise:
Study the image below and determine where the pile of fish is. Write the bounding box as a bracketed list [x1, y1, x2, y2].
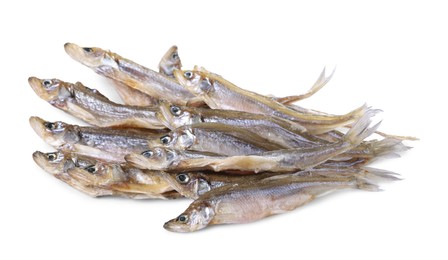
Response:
[29, 43, 414, 232]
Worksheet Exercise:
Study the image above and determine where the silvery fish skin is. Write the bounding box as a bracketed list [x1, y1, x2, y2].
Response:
[163, 175, 379, 232]
[33, 151, 178, 199]
[149, 122, 287, 156]
[158, 45, 182, 78]
[67, 163, 178, 199]
[64, 43, 200, 106]
[160, 167, 399, 199]
[28, 77, 165, 129]
[174, 67, 366, 134]
[126, 110, 380, 172]
[156, 101, 336, 149]
[29, 116, 165, 163]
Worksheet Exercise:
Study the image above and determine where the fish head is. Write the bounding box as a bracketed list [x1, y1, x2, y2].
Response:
[161, 172, 211, 199]
[149, 127, 195, 151]
[28, 77, 74, 107]
[125, 147, 178, 170]
[32, 151, 74, 176]
[159, 45, 182, 76]
[29, 116, 79, 147]
[174, 69, 214, 96]
[67, 163, 125, 186]
[64, 43, 119, 71]
[163, 201, 215, 232]
[156, 100, 195, 129]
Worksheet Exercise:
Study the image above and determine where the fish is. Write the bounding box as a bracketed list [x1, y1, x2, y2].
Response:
[156, 101, 336, 149]
[148, 122, 287, 156]
[163, 175, 379, 232]
[157, 101, 407, 157]
[158, 45, 182, 78]
[126, 110, 380, 172]
[29, 116, 166, 163]
[33, 151, 178, 199]
[32, 150, 114, 197]
[67, 162, 178, 199]
[64, 43, 202, 106]
[173, 67, 366, 134]
[160, 166, 399, 200]
[28, 77, 165, 129]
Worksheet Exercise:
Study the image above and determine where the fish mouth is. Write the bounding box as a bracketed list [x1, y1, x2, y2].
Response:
[29, 116, 48, 141]
[156, 102, 175, 130]
[173, 69, 188, 87]
[32, 151, 61, 175]
[163, 220, 191, 233]
[28, 76, 55, 101]
[29, 116, 64, 147]
[64, 42, 101, 68]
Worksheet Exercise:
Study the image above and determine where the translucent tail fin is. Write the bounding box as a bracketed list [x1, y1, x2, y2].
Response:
[344, 109, 381, 146]
[355, 177, 381, 192]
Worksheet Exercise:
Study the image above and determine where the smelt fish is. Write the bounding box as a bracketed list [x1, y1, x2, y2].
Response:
[28, 77, 165, 129]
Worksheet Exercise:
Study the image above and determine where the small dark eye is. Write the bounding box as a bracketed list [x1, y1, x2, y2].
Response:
[46, 153, 57, 161]
[176, 173, 190, 184]
[85, 165, 97, 173]
[44, 122, 55, 130]
[83, 47, 93, 53]
[141, 150, 153, 158]
[177, 214, 188, 223]
[160, 135, 172, 145]
[172, 52, 179, 60]
[184, 71, 193, 79]
[170, 105, 182, 116]
[43, 80, 52, 87]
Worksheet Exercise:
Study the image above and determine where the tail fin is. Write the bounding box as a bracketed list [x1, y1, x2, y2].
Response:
[355, 177, 381, 192]
[362, 167, 402, 181]
[276, 66, 335, 105]
[370, 138, 412, 159]
[344, 109, 381, 146]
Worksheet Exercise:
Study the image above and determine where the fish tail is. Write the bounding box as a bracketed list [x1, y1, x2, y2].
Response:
[370, 137, 412, 159]
[361, 167, 402, 181]
[344, 109, 380, 147]
[353, 177, 381, 192]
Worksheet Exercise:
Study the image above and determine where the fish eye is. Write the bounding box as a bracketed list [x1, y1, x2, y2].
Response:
[83, 47, 93, 53]
[177, 214, 188, 223]
[44, 122, 56, 130]
[46, 153, 57, 161]
[172, 52, 179, 60]
[43, 80, 52, 88]
[160, 135, 172, 145]
[85, 165, 97, 173]
[176, 173, 190, 184]
[170, 105, 182, 116]
[141, 150, 153, 158]
[184, 71, 193, 79]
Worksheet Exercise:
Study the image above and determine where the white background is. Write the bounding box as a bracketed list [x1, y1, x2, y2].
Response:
[1, 0, 446, 259]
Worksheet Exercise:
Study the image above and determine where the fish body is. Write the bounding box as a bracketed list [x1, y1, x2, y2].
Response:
[174, 67, 366, 134]
[64, 43, 198, 106]
[29, 116, 165, 163]
[164, 175, 378, 232]
[161, 166, 398, 199]
[127, 110, 379, 172]
[28, 77, 164, 128]
[149, 122, 287, 156]
[33, 151, 177, 199]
